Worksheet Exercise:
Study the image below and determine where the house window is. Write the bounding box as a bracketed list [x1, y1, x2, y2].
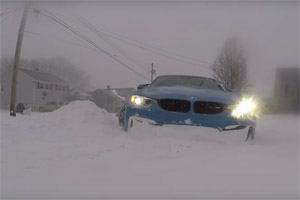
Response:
[45, 84, 49, 89]
[55, 84, 58, 91]
[40, 83, 44, 89]
[1, 87, 4, 92]
[37, 82, 40, 89]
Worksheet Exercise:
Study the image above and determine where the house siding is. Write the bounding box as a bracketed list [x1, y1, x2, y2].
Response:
[1, 69, 34, 109]
[1, 69, 69, 111]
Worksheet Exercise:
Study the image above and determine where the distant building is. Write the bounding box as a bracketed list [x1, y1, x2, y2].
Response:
[92, 87, 136, 113]
[68, 88, 92, 101]
[274, 67, 299, 113]
[1, 68, 69, 111]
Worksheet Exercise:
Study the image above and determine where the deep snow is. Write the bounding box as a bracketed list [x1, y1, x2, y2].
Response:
[1, 101, 299, 199]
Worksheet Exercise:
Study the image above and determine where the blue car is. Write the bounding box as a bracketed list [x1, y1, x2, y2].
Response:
[123, 75, 257, 140]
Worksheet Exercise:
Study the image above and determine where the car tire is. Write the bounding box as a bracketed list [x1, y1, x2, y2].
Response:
[130, 118, 134, 128]
[39, 107, 44, 112]
[246, 126, 255, 141]
[118, 105, 126, 125]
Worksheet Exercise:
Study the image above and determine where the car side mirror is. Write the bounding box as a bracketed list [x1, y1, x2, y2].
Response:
[137, 84, 149, 90]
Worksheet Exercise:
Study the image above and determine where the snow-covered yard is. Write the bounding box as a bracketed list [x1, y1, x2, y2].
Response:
[1, 101, 299, 199]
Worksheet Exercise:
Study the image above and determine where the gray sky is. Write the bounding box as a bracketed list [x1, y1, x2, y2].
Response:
[1, 1, 299, 97]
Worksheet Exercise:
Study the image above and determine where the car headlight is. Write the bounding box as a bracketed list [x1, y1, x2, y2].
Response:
[231, 96, 259, 119]
[130, 95, 155, 107]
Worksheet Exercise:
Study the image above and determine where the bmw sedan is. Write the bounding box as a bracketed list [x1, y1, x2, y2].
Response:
[123, 75, 258, 140]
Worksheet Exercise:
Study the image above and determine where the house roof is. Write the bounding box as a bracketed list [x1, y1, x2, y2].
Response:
[93, 87, 136, 102]
[70, 88, 91, 96]
[19, 68, 67, 85]
[110, 88, 136, 98]
[99, 89, 125, 102]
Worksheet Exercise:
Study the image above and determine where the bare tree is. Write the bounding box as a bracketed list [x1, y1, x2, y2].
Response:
[1, 56, 14, 73]
[211, 37, 248, 93]
[1, 56, 91, 91]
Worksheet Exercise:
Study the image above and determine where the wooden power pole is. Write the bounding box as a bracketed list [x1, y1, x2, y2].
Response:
[10, 2, 30, 116]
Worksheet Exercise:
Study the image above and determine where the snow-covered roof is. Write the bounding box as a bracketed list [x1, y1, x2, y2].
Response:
[70, 88, 91, 96]
[20, 68, 67, 85]
[110, 88, 136, 98]
[94, 88, 136, 101]
[112, 89, 126, 101]
[99, 89, 125, 102]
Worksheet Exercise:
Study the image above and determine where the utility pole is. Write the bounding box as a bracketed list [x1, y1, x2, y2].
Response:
[10, 2, 30, 116]
[151, 63, 156, 83]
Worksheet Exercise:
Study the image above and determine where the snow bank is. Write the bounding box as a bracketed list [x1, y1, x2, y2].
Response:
[45, 100, 118, 130]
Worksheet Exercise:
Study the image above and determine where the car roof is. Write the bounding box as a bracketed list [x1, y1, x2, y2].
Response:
[154, 75, 216, 81]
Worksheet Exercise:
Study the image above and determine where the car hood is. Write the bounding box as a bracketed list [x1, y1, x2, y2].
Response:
[137, 86, 240, 104]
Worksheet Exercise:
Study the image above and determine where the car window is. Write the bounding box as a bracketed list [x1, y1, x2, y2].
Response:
[151, 76, 223, 90]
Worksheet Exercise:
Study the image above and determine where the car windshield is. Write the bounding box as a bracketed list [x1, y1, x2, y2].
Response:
[151, 76, 224, 90]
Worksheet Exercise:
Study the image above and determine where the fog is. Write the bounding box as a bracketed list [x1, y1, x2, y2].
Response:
[1, 0, 299, 97]
[1, 2, 299, 198]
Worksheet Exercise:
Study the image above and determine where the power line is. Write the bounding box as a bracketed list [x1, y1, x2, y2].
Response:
[99, 31, 211, 69]
[43, 7, 211, 68]
[28, 8, 94, 52]
[78, 21, 149, 72]
[73, 12, 210, 65]
[24, 30, 99, 52]
[110, 71, 152, 87]
[1, 7, 26, 25]
[54, 7, 150, 72]
[96, 27, 210, 64]
[0, 12, 11, 24]
[0, 7, 14, 16]
[37, 8, 150, 81]
[0, 6, 23, 16]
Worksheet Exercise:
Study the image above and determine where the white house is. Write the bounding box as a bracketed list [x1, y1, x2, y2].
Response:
[1, 68, 69, 111]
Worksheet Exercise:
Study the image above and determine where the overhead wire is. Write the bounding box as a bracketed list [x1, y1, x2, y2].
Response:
[43, 6, 211, 69]
[110, 71, 152, 87]
[98, 30, 212, 68]
[95, 26, 210, 64]
[37, 8, 150, 81]
[28, 8, 94, 52]
[55, 6, 150, 72]
[24, 30, 99, 52]
[0, 7, 14, 16]
[0, 12, 11, 24]
[71, 18, 211, 67]
[0, 6, 20, 24]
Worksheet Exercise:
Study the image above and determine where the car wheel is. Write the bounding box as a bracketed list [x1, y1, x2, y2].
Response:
[246, 126, 255, 141]
[118, 105, 126, 125]
[130, 118, 134, 128]
[39, 107, 44, 112]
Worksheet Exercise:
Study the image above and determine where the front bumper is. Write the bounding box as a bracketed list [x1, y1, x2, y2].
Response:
[124, 103, 255, 132]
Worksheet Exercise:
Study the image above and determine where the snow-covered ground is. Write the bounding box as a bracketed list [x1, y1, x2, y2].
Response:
[1, 101, 299, 199]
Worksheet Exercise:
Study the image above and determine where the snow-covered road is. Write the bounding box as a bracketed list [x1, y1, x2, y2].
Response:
[1, 101, 299, 199]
